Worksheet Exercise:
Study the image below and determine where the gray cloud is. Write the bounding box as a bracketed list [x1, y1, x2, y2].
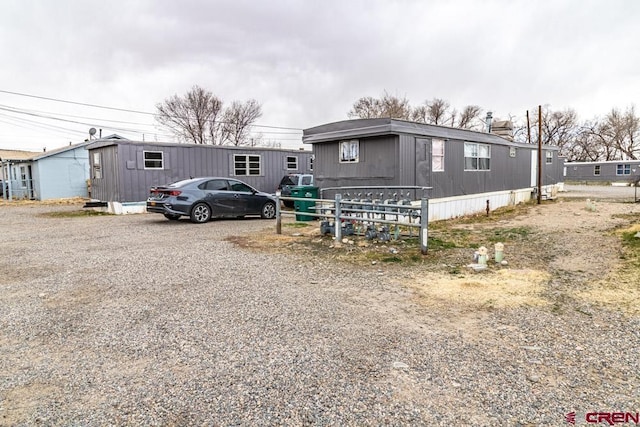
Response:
[1, 0, 639, 150]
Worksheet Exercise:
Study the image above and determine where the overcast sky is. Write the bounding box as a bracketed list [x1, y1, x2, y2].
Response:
[0, 0, 638, 151]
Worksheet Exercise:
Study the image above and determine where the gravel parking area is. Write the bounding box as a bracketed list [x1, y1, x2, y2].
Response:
[1, 193, 639, 426]
[563, 183, 640, 201]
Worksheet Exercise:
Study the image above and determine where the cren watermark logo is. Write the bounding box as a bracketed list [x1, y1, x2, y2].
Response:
[566, 411, 640, 425]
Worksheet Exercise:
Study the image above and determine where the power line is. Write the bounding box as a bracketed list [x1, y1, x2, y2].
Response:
[0, 106, 176, 139]
[0, 105, 302, 145]
[0, 104, 160, 127]
[0, 104, 304, 134]
[0, 88, 304, 131]
[0, 89, 155, 115]
[0, 114, 87, 137]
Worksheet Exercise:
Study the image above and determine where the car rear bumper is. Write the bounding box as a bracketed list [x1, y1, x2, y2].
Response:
[146, 201, 185, 216]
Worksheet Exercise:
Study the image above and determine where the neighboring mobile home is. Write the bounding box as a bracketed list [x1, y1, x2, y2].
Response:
[86, 138, 313, 209]
[303, 118, 564, 220]
[564, 160, 640, 184]
[0, 149, 40, 199]
[0, 142, 90, 200]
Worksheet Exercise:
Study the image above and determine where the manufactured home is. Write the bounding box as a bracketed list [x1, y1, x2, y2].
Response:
[564, 160, 640, 184]
[0, 142, 90, 200]
[86, 138, 313, 210]
[303, 118, 564, 220]
[0, 149, 39, 199]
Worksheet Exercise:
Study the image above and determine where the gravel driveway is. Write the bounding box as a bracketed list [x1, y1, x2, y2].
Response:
[562, 183, 639, 201]
[1, 197, 639, 426]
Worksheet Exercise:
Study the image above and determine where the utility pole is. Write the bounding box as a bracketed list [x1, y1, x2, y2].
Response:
[537, 105, 542, 204]
[526, 110, 531, 144]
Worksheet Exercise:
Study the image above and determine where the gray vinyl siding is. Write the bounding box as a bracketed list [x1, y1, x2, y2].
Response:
[428, 140, 529, 198]
[565, 161, 640, 183]
[398, 134, 416, 188]
[303, 118, 563, 200]
[544, 150, 564, 185]
[313, 135, 399, 189]
[87, 140, 313, 203]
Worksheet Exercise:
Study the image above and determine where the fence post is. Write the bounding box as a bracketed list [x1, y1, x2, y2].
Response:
[420, 197, 429, 255]
[334, 193, 342, 242]
[275, 196, 282, 234]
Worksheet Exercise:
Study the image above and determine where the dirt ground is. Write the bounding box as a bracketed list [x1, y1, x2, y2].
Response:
[1, 187, 639, 425]
[414, 196, 639, 314]
[251, 185, 640, 317]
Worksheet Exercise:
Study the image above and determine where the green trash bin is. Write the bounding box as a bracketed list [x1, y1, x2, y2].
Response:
[291, 185, 319, 221]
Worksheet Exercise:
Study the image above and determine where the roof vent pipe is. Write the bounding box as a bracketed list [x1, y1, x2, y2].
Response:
[485, 111, 493, 133]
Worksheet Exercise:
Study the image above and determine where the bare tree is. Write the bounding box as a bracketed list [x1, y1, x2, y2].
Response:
[570, 120, 612, 161]
[601, 106, 640, 159]
[156, 85, 223, 144]
[543, 109, 578, 146]
[206, 96, 225, 145]
[427, 98, 451, 125]
[513, 106, 580, 158]
[456, 105, 483, 129]
[348, 91, 412, 120]
[156, 87, 263, 146]
[410, 98, 453, 125]
[378, 91, 412, 120]
[348, 96, 381, 119]
[410, 105, 427, 123]
[348, 93, 485, 130]
[222, 99, 263, 146]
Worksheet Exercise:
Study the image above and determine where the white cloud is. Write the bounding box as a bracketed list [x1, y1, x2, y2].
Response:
[0, 0, 638, 150]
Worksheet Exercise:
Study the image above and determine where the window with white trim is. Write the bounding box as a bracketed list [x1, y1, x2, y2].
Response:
[339, 140, 359, 163]
[92, 152, 102, 179]
[594, 165, 601, 176]
[286, 156, 298, 170]
[616, 164, 631, 175]
[432, 139, 444, 172]
[464, 142, 490, 171]
[144, 151, 163, 169]
[309, 155, 314, 171]
[546, 151, 553, 164]
[234, 154, 261, 176]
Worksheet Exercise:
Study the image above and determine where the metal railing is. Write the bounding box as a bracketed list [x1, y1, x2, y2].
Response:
[1, 179, 34, 200]
[276, 189, 431, 254]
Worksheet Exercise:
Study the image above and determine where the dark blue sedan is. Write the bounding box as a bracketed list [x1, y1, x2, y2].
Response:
[147, 177, 277, 223]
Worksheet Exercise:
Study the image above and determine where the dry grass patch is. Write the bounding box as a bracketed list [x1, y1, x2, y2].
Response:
[0, 197, 87, 207]
[39, 210, 112, 218]
[577, 223, 640, 315]
[406, 268, 551, 310]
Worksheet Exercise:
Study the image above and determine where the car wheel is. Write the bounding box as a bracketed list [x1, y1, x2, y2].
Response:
[164, 214, 181, 221]
[261, 201, 276, 219]
[190, 203, 211, 223]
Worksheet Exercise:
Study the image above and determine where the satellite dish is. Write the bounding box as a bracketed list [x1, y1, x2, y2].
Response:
[89, 128, 97, 136]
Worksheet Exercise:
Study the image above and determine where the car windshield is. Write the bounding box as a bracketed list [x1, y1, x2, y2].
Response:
[279, 176, 297, 187]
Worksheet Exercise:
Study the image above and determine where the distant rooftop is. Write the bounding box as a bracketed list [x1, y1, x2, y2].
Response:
[0, 149, 41, 161]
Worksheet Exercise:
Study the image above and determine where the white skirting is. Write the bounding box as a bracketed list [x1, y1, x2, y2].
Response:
[107, 201, 147, 215]
[423, 184, 562, 221]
